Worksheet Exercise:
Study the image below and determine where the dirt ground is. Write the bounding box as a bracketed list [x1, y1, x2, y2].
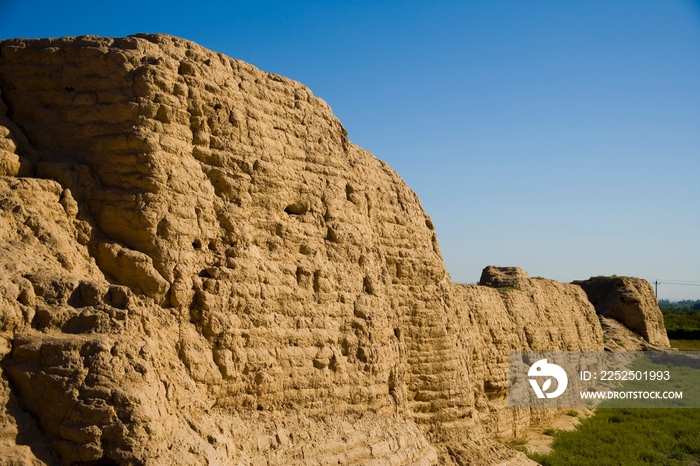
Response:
[523, 408, 595, 455]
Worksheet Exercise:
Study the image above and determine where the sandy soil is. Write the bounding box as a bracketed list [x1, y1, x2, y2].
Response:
[523, 408, 595, 455]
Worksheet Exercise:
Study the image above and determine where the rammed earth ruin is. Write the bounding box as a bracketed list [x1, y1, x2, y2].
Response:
[0, 34, 668, 465]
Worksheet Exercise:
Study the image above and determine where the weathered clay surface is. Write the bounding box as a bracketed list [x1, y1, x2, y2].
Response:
[479, 266, 530, 290]
[0, 34, 652, 465]
[573, 277, 670, 347]
[598, 316, 668, 351]
[0, 89, 33, 177]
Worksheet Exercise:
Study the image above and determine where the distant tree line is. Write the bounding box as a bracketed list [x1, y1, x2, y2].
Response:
[658, 299, 700, 313]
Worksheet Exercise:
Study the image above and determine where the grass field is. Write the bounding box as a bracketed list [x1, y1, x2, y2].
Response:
[665, 306, 700, 350]
[670, 339, 700, 351]
[664, 313, 700, 340]
[527, 408, 700, 466]
[664, 313, 700, 331]
[527, 354, 700, 465]
[523, 306, 700, 464]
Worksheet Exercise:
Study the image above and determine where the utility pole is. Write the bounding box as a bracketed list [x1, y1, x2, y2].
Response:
[654, 280, 658, 297]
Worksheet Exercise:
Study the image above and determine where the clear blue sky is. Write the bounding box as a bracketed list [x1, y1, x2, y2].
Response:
[2, 0, 699, 300]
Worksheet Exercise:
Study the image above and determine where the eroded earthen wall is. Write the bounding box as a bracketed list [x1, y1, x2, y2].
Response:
[0, 35, 604, 466]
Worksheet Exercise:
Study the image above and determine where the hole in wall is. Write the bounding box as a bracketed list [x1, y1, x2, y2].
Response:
[284, 203, 307, 215]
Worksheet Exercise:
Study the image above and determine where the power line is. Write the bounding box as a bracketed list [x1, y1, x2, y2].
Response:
[656, 279, 700, 285]
[655, 281, 700, 286]
[651, 280, 700, 297]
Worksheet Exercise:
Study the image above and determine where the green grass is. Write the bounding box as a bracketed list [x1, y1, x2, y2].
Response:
[664, 313, 700, 340]
[528, 408, 700, 466]
[506, 438, 529, 453]
[527, 356, 700, 465]
[670, 339, 700, 351]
